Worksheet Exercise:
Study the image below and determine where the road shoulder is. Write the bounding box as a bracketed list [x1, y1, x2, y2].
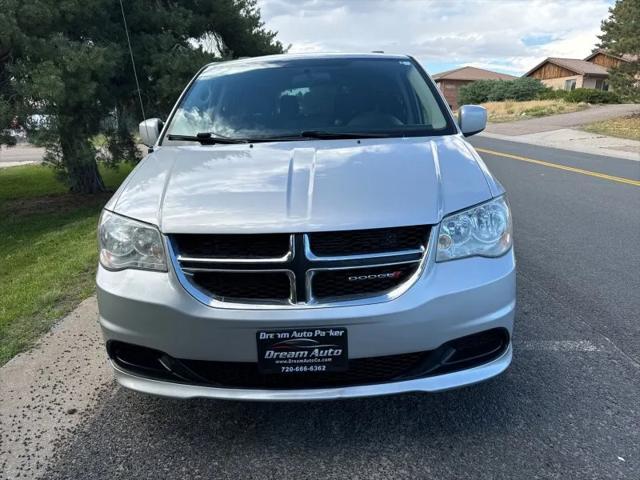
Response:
[479, 129, 639, 161]
[0, 296, 113, 480]
[0, 145, 45, 169]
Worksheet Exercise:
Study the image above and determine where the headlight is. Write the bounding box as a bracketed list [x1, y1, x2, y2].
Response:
[98, 211, 167, 271]
[436, 196, 512, 262]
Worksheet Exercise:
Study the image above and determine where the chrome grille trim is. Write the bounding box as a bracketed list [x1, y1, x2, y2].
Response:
[167, 244, 297, 307]
[182, 268, 297, 305]
[303, 234, 425, 262]
[167, 227, 434, 310]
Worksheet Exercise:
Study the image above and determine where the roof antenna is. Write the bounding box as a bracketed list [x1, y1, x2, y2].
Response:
[119, 0, 149, 140]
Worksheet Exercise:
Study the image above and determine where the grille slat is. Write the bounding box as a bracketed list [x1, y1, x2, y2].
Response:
[309, 226, 428, 257]
[189, 271, 292, 302]
[173, 233, 291, 260]
[170, 226, 430, 306]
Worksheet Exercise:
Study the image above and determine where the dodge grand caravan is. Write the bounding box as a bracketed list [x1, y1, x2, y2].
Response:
[97, 53, 515, 400]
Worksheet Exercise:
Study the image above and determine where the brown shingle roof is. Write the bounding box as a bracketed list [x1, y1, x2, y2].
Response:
[432, 66, 518, 81]
[524, 57, 609, 77]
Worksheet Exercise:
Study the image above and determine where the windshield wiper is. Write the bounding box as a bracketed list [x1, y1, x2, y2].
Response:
[166, 132, 248, 144]
[299, 130, 393, 139]
[168, 130, 394, 144]
[233, 131, 393, 143]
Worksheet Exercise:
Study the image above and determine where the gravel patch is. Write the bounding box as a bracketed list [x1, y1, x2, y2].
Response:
[0, 297, 113, 479]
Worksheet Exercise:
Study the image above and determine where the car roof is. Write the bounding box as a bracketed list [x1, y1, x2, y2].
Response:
[203, 52, 411, 70]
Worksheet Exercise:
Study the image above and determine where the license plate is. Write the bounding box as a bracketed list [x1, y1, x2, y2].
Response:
[256, 328, 348, 374]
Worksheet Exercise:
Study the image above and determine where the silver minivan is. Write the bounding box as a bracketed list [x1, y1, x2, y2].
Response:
[97, 53, 515, 400]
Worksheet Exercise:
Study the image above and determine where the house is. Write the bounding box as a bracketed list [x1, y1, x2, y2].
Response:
[523, 50, 634, 92]
[432, 66, 518, 109]
[584, 49, 636, 69]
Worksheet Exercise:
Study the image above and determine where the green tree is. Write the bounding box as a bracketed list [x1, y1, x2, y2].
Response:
[0, 0, 20, 146]
[598, 0, 640, 102]
[1, 0, 284, 193]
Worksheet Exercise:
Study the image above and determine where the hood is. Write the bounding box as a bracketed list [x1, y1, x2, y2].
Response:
[109, 136, 499, 233]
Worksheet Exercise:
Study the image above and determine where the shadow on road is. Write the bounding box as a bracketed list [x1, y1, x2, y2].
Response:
[150, 376, 519, 442]
[45, 276, 639, 479]
[44, 363, 554, 479]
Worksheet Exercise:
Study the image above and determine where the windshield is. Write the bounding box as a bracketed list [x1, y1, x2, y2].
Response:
[163, 57, 454, 142]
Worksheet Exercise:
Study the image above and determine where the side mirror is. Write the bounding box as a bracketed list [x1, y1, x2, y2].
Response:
[139, 118, 163, 147]
[458, 105, 487, 137]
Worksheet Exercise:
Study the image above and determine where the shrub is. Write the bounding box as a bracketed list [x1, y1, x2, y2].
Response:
[458, 77, 546, 105]
[537, 88, 570, 100]
[458, 80, 494, 105]
[488, 77, 546, 102]
[565, 88, 621, 104]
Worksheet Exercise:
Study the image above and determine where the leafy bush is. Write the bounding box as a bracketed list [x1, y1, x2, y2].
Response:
[458, 78, 546, 105]
[565, 88, 621, 104]
[537, 88, 570, 100]
[489, 78, 546, 102]
[457, 80, 495, 104]
[460, 80, 623, 106]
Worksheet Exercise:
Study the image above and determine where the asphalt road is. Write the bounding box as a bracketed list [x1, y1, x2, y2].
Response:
[45, 138, 639, 480]
[0, 144, 44, 168]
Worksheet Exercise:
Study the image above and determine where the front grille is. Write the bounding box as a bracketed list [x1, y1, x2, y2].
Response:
[312, 263, 419, 300]
[190, 271, 291, 302]
[169, 225, 431, 307]
[107, 329, 510, 390]
[172, 233, 290, 259]
[309, 225, 428, 256]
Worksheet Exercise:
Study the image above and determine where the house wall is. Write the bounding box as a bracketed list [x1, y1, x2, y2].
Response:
[583, 76, 614, 91]
[528, 63, 577, 80]
[540, 75, 583, 90]
[587, 53, 622, 69]
[581, 76, 599, 89]
[435, 79, 471, 110]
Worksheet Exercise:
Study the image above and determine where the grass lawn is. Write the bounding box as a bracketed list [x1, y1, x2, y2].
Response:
[582, 114, 640, 141]
[0, 163, 133, 365]
[482, 100, 588, 123]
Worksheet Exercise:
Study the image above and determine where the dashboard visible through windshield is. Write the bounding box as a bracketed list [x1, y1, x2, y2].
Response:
[162, 56, 455, 143]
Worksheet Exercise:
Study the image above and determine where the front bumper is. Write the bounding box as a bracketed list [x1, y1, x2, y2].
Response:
[97, 247, 516, 399]
[112, 343, 512, 401]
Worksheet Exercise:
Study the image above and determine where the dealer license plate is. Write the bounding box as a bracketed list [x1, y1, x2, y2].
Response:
[256, 328, 348, 374]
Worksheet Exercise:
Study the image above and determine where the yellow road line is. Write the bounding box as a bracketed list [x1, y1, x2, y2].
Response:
[476, 147, 640, 187]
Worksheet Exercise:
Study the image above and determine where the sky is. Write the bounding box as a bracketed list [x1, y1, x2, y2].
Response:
[257, 0, 615, 76]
